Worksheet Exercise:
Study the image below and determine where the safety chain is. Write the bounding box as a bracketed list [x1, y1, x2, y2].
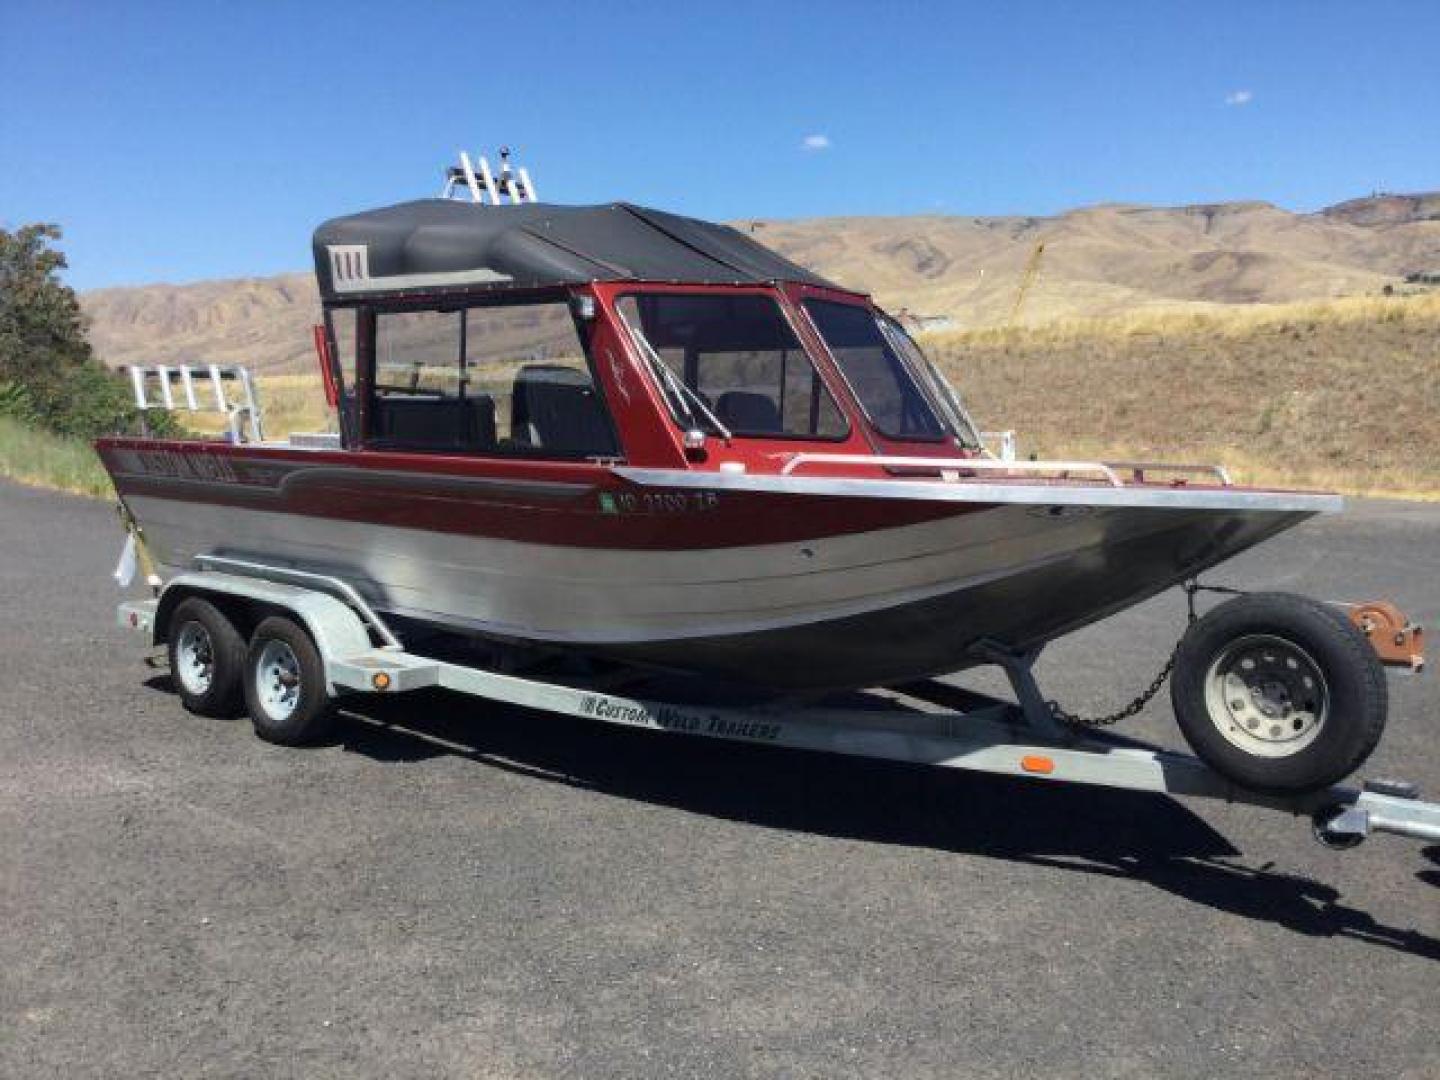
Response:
[1046, 579, 1248, 729]
[1047, 646, 1180, 728]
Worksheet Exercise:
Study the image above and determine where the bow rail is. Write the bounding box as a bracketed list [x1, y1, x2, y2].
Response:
[778, 454, 1236, 488]
[778, 454, 1126, 487]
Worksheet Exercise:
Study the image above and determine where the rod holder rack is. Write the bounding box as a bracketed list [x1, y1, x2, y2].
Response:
[442, 146, 538, 206]
[126, 363, 264, 444]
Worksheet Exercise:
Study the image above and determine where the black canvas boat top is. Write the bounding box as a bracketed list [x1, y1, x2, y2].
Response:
[312, 199, 837, 302]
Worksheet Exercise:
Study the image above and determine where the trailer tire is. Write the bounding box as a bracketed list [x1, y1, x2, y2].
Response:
[168, 598, 246, 718]
[1171, 592, 1387, 795]
[243, 616, 336, 746]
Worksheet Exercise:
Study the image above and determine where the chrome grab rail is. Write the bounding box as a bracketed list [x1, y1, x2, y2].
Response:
[777, 454, 1126, 488]
[1102, 461, 1234, 487]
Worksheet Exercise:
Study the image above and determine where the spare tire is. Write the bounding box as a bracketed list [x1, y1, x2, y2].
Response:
[1171, 592, 1387, 795]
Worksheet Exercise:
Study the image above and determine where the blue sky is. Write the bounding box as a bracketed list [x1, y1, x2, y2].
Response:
[3, 0, 1437, 290]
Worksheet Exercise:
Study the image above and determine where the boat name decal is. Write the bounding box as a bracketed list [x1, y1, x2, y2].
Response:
[130, 448, 241, 484]
[117, 448, 288, 489]
[580, 695, 780, 742]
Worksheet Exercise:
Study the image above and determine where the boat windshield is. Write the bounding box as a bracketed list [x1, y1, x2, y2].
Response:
[876, 315, 982, 450]
[803, 299, 977, 448]
[616, 294, 849, 440]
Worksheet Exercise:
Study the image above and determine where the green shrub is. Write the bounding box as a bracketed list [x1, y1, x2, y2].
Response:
[37, 363, 140, 437]
[0, 222, 168, 439]
[0, 380, 39, 426]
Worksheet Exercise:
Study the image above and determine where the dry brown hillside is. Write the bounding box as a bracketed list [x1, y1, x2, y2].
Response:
[929, 293, 1440, 498]
[82, 191, 1440, 372]
[85, 272, 321, 373]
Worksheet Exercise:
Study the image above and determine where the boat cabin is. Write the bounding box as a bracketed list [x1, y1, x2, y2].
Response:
[311, 160, 981, 473]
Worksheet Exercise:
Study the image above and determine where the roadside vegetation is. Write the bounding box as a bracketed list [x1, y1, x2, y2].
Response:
[0, 414, 114, 497]
[0, 223, 166, 497]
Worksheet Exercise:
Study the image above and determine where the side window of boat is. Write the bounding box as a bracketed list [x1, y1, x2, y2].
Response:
[371, 309, 471, 451]
[369, 302, 619, 459]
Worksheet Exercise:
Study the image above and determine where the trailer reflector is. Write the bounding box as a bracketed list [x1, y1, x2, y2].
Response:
[1021, 755, 1055, 775]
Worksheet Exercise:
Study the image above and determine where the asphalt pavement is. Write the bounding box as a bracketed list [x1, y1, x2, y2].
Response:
[1, 478, 1436, 1078]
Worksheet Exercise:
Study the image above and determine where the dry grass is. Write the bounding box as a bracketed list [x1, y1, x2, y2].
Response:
[951, 291, 1440, 347]
[0, 416, 113, 498]
[181, 372, 335, 439]
[926, 292, 1440, 498]
[259, 372, 336, 435]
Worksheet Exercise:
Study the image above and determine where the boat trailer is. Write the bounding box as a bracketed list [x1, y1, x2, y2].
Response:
[117, 556, 1440, 851]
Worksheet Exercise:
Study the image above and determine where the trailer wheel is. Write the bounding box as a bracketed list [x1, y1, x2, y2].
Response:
[168, 597, 246, 718]
[243, 616, 336, 745]
[1171, 592, 1387, 795]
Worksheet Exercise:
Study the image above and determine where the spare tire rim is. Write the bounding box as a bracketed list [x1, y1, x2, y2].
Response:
[1204, 633, 1329, 758]
[256, 639, 302, 722]
[175, 621, 214, 696]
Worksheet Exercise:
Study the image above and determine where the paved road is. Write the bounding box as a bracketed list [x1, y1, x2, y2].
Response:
[1, 479, 1436, 1078]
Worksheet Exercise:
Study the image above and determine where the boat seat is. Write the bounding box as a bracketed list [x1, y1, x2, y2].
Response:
[511, 365, 617, 457]
[716, 390, 782, 434]
[373, 394, 497, 451]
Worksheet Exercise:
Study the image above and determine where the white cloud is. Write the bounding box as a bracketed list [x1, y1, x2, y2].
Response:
[1224, 89, 1254, 107]
[800, 133, 831, 152]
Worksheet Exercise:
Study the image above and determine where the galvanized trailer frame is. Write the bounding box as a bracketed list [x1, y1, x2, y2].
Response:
[117, 557, 1440, 849]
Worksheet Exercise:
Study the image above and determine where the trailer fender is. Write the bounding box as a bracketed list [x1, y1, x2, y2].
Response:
[153, 572, 375, 694]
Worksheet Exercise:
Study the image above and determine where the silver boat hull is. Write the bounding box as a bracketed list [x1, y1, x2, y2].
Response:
[123, 489, 1311, 690]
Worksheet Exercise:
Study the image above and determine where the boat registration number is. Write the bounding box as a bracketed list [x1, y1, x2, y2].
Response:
[599, 490, 719, 515]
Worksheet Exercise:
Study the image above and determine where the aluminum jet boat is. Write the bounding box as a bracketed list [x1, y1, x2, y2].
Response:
[97, 155, 1337, 694]
[101, 151, 1424, 796]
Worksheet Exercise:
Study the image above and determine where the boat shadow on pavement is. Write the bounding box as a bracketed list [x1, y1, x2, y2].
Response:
[314, 685, 1440, 963]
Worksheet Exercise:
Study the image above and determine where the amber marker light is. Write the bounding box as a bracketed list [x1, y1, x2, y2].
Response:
[372, 672, 392, 691]
[1020, 755, 1055, 775]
